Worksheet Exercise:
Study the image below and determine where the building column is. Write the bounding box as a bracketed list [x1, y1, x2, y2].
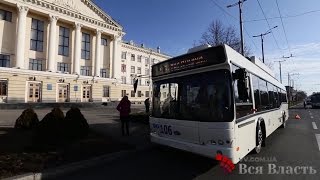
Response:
[73, 23, 82, 75]
[95, 30, 102, 76]
[112, 35, 121, 79]
[48, 15, 59, 72]
[15, 5, 29, 69]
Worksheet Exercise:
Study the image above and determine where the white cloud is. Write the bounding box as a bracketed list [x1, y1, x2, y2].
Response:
[264, 42, 320, 95]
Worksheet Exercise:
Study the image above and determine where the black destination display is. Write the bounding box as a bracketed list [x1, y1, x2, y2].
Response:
[152, 45, 227, 77]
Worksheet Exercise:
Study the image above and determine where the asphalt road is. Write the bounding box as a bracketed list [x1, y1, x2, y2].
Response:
[56, 104, 320, 180]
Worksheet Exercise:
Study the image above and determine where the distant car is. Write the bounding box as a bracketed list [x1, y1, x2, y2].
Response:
[306, 98, 311, 105]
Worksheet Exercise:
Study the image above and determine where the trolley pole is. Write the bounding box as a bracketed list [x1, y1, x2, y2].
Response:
[227, 0, 247, 55]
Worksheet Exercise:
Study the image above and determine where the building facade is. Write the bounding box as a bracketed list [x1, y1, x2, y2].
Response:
[0, 0, 171, 103]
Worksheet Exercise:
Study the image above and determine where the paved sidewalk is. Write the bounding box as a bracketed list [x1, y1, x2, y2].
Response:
[0, 107, 151, 148]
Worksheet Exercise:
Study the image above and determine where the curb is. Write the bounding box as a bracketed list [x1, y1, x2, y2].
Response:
[3, 145, 152, 180]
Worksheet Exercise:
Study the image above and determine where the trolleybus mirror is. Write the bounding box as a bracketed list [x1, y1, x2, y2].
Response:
[233, 69, 249, 102]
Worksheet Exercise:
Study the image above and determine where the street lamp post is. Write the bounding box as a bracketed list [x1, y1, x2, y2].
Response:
[131, 48, 152, 99]
[253, 26, 278, 63]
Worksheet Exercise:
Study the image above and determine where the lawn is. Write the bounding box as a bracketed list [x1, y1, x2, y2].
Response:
[0, 128, 133, 179]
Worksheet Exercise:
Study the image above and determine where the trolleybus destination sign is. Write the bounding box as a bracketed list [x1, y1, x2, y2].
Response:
[152, 45, 227, 77]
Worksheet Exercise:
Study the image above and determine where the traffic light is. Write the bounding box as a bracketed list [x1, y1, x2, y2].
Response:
[133, 78, 138, 93]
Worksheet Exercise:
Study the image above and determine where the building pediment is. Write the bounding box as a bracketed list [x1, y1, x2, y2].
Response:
[44, 0, 121, 28]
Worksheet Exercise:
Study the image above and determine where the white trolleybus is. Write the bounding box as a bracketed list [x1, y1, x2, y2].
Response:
[150, 44, 288, 164]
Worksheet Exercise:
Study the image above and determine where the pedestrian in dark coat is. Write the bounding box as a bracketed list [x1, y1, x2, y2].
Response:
[117, 96, 131, 136]
[144, 98, 150, 113]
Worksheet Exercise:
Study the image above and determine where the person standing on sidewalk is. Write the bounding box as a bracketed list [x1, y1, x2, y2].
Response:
[117, 96, 131, 136]
[144, 98, 150, 113]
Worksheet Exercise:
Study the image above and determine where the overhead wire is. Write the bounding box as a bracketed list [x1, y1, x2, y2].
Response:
[275, 0, 292, 55]
[245, 9, 320, 22]
[256, 0, 282, 51]
[209, 0, 259, 53]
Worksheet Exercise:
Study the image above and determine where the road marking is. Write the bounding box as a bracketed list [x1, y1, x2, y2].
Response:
[312, 122, 318, 130]
[315, 134, 320, 151]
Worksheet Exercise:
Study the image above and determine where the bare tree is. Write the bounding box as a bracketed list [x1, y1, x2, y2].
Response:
[200, 20, 250, 56]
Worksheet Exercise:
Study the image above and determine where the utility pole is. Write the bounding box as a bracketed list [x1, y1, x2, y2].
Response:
[227, 0, 247, 55]
[148, 49, 152, 99]
[287, 72, 299, 105]
[274, 59, 285, 83]
[273, 54, 293, 84]
[253, 26, 278, 63]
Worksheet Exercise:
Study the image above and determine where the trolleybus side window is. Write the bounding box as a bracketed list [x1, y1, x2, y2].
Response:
[252, 74, 284, 111]
[280, 90, 287, 103]
[268, 83, 276, 109]
[259, 79, 269, 110]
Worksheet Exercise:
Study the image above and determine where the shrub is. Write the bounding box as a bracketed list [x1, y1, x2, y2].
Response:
[65, 107, 89, 140]
[33, 107, 66, 146]
[14, 108, 39, 130]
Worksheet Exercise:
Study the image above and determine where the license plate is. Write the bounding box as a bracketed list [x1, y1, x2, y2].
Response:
[152, 123, 173, 136]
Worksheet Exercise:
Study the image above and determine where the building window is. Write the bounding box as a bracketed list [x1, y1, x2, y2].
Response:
[30, 19, 44, 52]
[138, 78, 142, 85]
[131, 90, 135, 97]
[131, 66, 135, 73]
[29, 59, 43, 71]
[0, 9, 12, 22]
[57, 62, 69, 73]
[121, 90, 127, 97]
[145, 57, 149, 64]
[81, 33, 90, 60]
[121, 64, 126, 72]
[100, 69, 108, 78]
[101, 38, 107, 46]
[121, 76, 126, 84]
[58, 26, 69, 56]
[0, 80, 8, 96]
[131, 77, 135, 85]
[131, 54, 135, 61]
[121, 52, 126, 59]
[137, 55, 142, 62]
[137, 67, 141, 74]
[145, 68, 149, 75]
[145, 91, 149, 97]
[80, 66, 91, 76]
[103, 86, 110, 97]
[0, 54, 10, 67]
[138, 91, 142, 97]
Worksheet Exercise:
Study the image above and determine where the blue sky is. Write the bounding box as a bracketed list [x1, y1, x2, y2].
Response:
[94, 0, 320, 95]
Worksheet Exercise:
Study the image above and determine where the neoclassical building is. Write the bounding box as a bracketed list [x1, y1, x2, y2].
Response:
[0, 0, 171, 103]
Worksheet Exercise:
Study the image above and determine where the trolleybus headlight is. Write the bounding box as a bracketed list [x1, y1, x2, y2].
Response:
[210, 140, 217, 145]
[226, 140, 230, 144]
[218, 140, 224, 145]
